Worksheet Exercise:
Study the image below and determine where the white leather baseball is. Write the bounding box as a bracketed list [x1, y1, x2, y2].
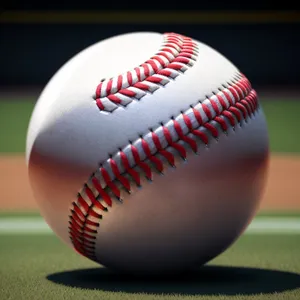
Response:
[26, 32, 269, 274]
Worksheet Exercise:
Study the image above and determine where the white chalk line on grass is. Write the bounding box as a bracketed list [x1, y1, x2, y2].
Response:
[0, 218, 50, 234]
[0, 217, 299, 235]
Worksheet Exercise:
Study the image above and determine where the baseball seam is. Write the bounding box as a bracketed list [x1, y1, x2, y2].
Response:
[69, 74, 259, 260]
[93, 32, 199, 112]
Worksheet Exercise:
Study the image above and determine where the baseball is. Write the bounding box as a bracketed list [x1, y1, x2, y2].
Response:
[26, 32, 269, 275]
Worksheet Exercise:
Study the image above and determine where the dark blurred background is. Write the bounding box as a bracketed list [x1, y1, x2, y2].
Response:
[0, 2, 299, 92]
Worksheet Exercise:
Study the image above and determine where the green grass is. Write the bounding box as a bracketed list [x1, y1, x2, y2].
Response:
[0, 100, 35, 153]
[0, 211, 42, 218]
[256, 211, 300, 218]
[0, 99, 300, 153]
[261, 101, 300, 153]
[0, 233, 299, 299]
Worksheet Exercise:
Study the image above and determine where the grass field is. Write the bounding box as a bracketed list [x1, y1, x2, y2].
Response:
[0, 213, 300, 300]
[0, 99, 300, 153]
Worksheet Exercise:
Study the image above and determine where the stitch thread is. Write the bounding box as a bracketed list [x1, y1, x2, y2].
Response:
[94, 33, 199, 112]
[69, 75, 259, 260]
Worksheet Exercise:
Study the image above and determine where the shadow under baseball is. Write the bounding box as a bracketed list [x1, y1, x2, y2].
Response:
[46, 265, 300, 296]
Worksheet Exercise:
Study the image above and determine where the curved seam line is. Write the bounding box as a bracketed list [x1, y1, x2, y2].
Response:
[93, 32, 199, 112]
[68, 75, 259, 259]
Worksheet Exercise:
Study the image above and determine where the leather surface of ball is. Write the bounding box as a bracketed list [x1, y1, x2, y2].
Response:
[26, 32, 269, 275]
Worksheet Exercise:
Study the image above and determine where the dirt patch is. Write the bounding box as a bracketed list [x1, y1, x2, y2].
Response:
[0, 154, 299, 211]
[0, 155, 36, 211]
[259, 154, 300, 210]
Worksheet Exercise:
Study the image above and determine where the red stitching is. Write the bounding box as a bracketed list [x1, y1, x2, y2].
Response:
[94, 33, 199, 112]
[232, 83, 244, 99]
[135, 67, 141, 81]
[173, 119, 197, 153]
[151, 131, 175, 167]
[235, 81, 248, 96]
[117, 75, 123, 91]
[131, 144, 152, 180]
[209, 99, 220, 115]
[141, 138, 164, 173]
[146, 76, 164, 84]
[156, 51, 172, 61]
[109, 158, 131, 192]
[71, 211, 83, 226]
[191, 106, 203, 125]
[235, 102, 248, 119]
[203, 123, 219, 138]
[96, 99, 105, 110]
[91, 177, 112, 207]
[162, 125, 187, 159]
[158, 69, 172, 77]
[214, 116, 228, 131]
[69, 196, 102, 259]
[107, 94, 121, 104]
[240, 99, 252, 115]
[133, 82, 149, 91]
[127, 72, 133, 85]
[119, 89, 136, 97]
[72, 203, 85, 220]
[88, 209, 102, 218]
[151, 56, 166, 67]
[77, 194, 89, 212]
[69, 75, 260, 261]
[228, 106, 242, 122]
[216, 94, 228, 110]
[223, 89, 234, 106]
[106, 80, 113, 95]
[228, 86, 239, 103]
[167, 63, 185, 70]
[189, 107, 209, 144]
[120, 150, 141, 187]
[100, 167, 120, 200]
[85, 184, 107, 210]
[192, 129, 209, 145]
[202, 103, 213, 119]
